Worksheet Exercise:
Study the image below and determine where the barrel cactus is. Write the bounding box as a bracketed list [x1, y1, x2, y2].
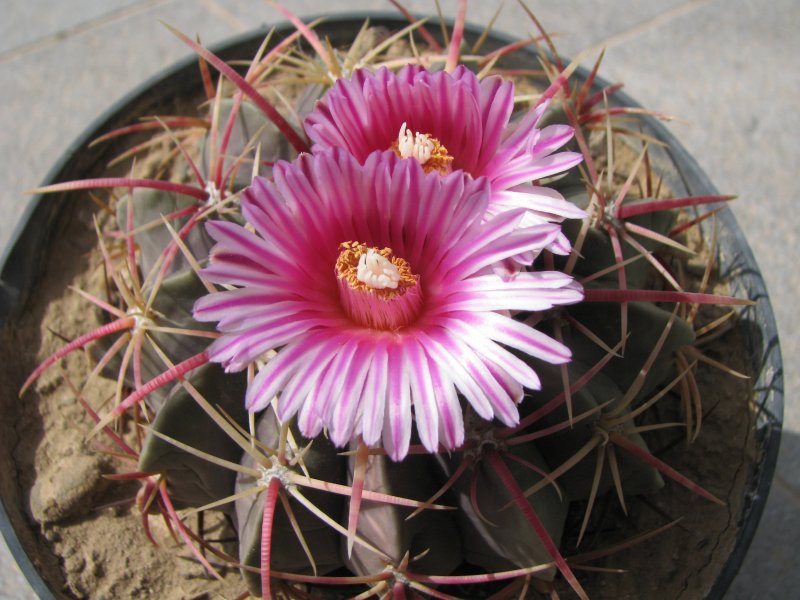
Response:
[23, 3, 748, 598]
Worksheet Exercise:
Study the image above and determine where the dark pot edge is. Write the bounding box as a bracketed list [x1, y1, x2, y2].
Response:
[0, 11, 783, 599]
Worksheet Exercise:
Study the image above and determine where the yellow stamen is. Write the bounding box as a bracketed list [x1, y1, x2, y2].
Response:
[336, 242, 417, 299]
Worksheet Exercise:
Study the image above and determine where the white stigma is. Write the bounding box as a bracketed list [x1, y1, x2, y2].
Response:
[397, 122, 434, 165]
[357, 250, 401, 290]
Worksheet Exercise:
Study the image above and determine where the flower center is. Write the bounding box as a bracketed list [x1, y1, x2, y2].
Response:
[357, 249, 401, 290]
[335, 241, 423, 330]
[392, 122, 453, 174]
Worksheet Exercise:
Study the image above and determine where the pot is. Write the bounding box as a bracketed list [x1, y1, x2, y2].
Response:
[0, 13, 783, 599]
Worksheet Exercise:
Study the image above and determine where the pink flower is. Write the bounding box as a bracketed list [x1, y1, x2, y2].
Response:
[193, 150, 582, 460]
[304, 65, 585, 255]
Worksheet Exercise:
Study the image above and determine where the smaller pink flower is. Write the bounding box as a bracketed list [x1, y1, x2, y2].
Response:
[193, 150, 582, 460]
[304, 64, 585, 255]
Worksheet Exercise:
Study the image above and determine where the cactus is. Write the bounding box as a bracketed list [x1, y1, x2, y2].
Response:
[23, 3, 751, 598]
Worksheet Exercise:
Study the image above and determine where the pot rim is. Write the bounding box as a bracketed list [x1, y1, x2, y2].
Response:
[0, 12, 783, 599]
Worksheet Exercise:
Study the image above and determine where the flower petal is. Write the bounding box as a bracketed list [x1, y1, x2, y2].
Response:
[429, 362, 464, 450]
[440, 315, 542, 390]
[491, 151, 584, 191]
[475, 75, 515, 172]
[328, 339, 373, 447]
[464, 311, 573, 365]
[405, 338, 439, 453]
[383, 342, 412, 461]
[360, 338, 389, 447]
[246, 330, 342, 412]
[444, 224, 562, 281]
[491, 185, 587, 221]
[279, 340, 343, 428]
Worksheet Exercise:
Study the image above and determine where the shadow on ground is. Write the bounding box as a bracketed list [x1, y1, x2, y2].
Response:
[727, 430, 800, 599]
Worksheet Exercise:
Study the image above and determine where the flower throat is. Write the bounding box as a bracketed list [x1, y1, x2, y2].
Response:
[335, 241, 423, 330]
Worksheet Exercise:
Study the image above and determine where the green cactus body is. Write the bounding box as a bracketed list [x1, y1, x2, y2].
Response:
[436, 441, 567, 580]
[344, 449, 462, 578]
[235, 409, 346, 596]
[139, 364, 249, 508]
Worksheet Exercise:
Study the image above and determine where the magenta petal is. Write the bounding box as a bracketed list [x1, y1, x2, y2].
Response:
[438, 208, 527, 278]
[448, 271, 580, 300]
[277, 335, 346, 426]
[360, 339, 389, 447]
[442, 315, 542, 390]
[297, 384, 325, 439]
[429, 363, 464, 450]
[415, 329, 493, 421]
[475, 75, 515, 172]
[247, 331, 340, 412]
[204, 220, 296, 277]
[485, 359, 524, 405]
[193, 288, 282, 322]
[314, 338, 361, 423]
[208, 317, 323, 371]
[328, 341, 372, 448]
[444, 224, 561, 282]
[443, 330, 519, 426]
[405, 339, 439, 453]
[468, 311, 573, 365]
[490, 101, 549, 166]
[491, 151, 584, 190]
[208, 298, 315, 330]
[530, 124, 575, 156]
[491, 185, 587, 220]
[441, 272, 584, 312]
[383, 343, 412, 461]
[200, 261, 277, 289]
[549, 231, 574, 256]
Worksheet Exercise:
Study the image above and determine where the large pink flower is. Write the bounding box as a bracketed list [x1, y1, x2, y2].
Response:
[304, 65, 585, 254]
[193, 150, 582, 460]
